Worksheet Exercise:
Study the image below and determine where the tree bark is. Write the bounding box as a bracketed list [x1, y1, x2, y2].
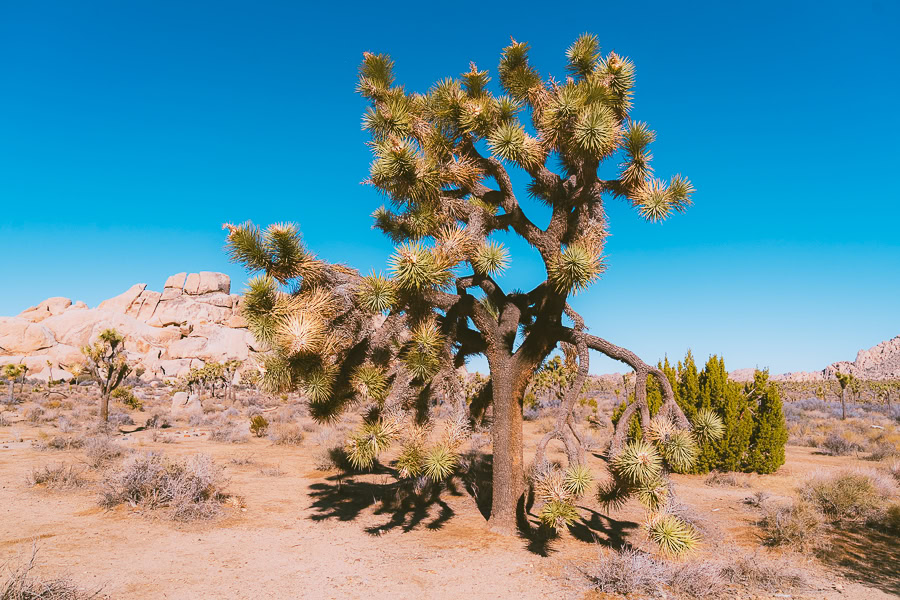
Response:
[488, 365, 525, 535]
[100, 393, 110, 422]
[6, 380, 13, 404]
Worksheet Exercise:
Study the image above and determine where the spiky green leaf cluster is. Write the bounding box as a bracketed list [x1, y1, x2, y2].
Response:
[346, 420, 398, 470]
[539, 499, 581, 530]
[355, 271, 397, 314]
[473, 241, 509, 276]
[548, 244, 604, 294]
[611, 439, 662, 486]
[563, 464, 593, 498]
[645, 514, 699, 556]
[388, 242, 451, 291]
[423, 445, 458, 482]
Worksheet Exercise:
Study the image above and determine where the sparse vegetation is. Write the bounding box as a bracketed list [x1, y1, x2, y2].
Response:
[99, 452, 228, 521]
[80, 329, 132, 422]
[26, 463, 86, 490]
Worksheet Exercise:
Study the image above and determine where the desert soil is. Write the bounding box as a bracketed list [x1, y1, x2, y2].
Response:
[2, 412, 898, 600]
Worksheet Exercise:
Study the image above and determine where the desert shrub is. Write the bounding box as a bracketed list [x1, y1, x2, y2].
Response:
[582, 548, 668, 596]
[249, 415, 268, 437]
[144, 413, 169, 429]
[0, 411, 10, 427]
[705, 471, 743, 487]
[56, 416, 75, 434]
[27, 463, 86, 489]
[869, 440, 899, 461]
[83, 436, 124, 468]
[718, 551, 805, 592]
[312, 429, 346, 470]
[25, 406, 44, 423]
[743, 490, 771, 507]
[229, 454, 257, 466]
[799, 468, 896, 523]
[612, 355, 786, 474]
[268, 423, 303, 446]
[209, 423, 249, 444]
[888, 460, 900, 483]
[819, 431, 858, 456]
[111, 387, 142, 411]
[582, 548, 726, 598]
[301, 421, 318, 433]
[100, 452, 228, 521]
[33, 436, 84, 451]
[107, 412, 134, 427]
[0, 547, 98, 600]
[259, 465, 285, 477]
[759, 499, 828, 552]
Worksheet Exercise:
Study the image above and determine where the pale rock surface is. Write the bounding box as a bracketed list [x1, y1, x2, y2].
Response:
[0, 318, 56, 353]
[171, 391, 202, 416]
[0, 272, 258, 382]
[18, 297, 73, 323]
[97, 283, 147, 314]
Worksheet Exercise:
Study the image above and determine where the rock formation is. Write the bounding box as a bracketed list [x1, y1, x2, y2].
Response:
[0, 272, 257, 382]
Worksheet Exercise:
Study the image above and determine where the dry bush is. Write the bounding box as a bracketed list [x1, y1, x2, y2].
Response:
[144, 413, 169, 429]
[301, 421, 318, 433]
[887, 460, 900, 484]
[582, 548, 726, 599]
[1, 546, 99, 600]
[106, 412, 133, 427]
[25, 407, 44, 424]
[259, 465, 285, 477]
[0, 411, 12, 428]
[268, 423, 303, 446]
[228, 454, 257, 466]
[311, 428, 345, 470]
[869, 440, 899, 461]
[759, 499, 828, 553]
[799, 468, 896, 523]
[742, 490, 771, 507]
[581, 548, 668, 596]
[208, 423, 249, 444]
[83, 436, 124, 469]
[33, 436, 84, 452]
[819, 431, 858, 456]
[55, 417, 76, 434]
[704, 471, 745, 487]
[27, 463, 86, 490]
[100, 452, 228, 521]
[718, 551, 805, 592]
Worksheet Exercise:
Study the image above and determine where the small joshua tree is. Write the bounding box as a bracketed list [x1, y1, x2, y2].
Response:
[81, 328, 132, 422]
[225, 35, 719, 550]
[3, 364, 26, 404]
[834, 371, 855, 420]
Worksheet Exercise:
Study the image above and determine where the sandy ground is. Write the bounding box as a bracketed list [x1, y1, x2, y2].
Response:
[2, 404, 898, 599]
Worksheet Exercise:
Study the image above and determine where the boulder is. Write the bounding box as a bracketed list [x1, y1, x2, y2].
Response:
[18, 297, 72, 323]
[126, 289, 162, 321]
[41, 309, 181, 350]
[29, 366, 74, 383]
[71, 301, 89, 310]
[171, 391, 202, 416]
[166, 324, 252, 362]
[147, 296, 231, 327]
[164, 272, 187, 290]
[36, 344, 84, 367]
[0, 317, 56, 353]
[197, 272, 230, 295]
[98, 283, 147, 314]
[183, 273, 201, 295]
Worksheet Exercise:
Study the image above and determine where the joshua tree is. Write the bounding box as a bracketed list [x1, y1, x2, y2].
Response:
[834, 371, 855, 420]
[3, 364, 26, 404]
[81, 328, 132, 422]
[224, 35, 718, 546]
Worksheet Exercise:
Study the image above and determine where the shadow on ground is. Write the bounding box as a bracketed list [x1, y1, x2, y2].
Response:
[820, 526, 900, 596]
[307, 464, 463, 534]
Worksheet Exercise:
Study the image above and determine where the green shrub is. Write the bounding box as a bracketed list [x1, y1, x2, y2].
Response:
[249, 415, 269, 437]
[612, 352, 787, 474]
[799, 469, 895, 523]
[112, 386, 142, 410]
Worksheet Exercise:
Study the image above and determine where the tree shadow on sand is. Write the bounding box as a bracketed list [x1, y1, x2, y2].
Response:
[307, 463, 462, 534]
[819, 525, 900, 596]
[515, 496, 640, 557]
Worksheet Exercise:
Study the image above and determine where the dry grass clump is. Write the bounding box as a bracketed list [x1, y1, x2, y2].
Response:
[32, 436, 84, 452]
[144, 413, 170, 429]
[268, 423, 303, 446]
[26, 463, 86, 490]
[819, 431, 859, 456]
[208, 423, 249, 444]
[717, 551, 806, 592]
[704, 471, 746, 488]
[83, 436, 124, 469]
[311, 428, 346, 470]
[99, 452, 228, 521]
[1, 547, 99, 600]
[759, 499, 828, 552]
[799, 468, 897, 523]
[582, 548, 729, 599]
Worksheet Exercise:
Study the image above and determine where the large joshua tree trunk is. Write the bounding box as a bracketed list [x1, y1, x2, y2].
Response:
[100, 392, 110, 422]
[488, 361, 526, 534]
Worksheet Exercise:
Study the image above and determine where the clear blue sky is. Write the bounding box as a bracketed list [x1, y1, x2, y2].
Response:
[2, 1, 898, 374]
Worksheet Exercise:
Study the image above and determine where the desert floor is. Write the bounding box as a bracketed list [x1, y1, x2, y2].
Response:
[2, 395, 898, 600]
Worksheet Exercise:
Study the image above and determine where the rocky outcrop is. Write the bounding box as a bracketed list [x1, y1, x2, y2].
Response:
[729, 335, 900, 382]
[0, 272, 256, 381]
[826, 335, 900, 380]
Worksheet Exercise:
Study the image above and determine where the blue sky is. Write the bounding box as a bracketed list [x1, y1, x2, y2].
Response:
[1, 0, 898, 374]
